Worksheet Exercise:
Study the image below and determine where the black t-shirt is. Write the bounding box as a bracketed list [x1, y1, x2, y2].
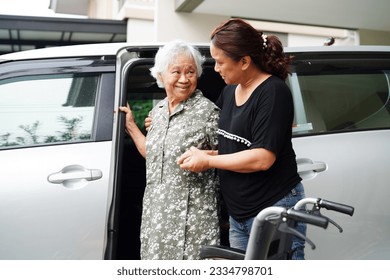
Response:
[216, 76, 301, 221]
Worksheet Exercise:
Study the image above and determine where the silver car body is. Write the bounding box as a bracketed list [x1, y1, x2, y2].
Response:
[0, 44, 389, 259]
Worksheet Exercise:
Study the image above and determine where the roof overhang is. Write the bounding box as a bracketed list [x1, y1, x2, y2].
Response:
[0, 14, 127, 55]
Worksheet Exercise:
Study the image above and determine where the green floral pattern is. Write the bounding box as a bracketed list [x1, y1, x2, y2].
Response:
[141, 90, 220, 260]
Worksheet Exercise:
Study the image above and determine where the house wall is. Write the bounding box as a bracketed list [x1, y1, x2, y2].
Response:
[89, 0, 390, 46]
[359, 29, 390, 46]
[117, 0, 360, 46]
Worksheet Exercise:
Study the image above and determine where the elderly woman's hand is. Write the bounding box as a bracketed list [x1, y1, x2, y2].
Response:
[118, 103, 147, 158]
[119, 103, 135, 134]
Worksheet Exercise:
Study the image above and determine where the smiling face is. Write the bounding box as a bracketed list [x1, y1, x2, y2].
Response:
[160, 54, 198, 109]
[210, 43, 242, 85]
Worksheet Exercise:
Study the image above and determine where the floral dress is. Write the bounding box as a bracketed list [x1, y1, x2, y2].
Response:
[141, 90, 220, 260]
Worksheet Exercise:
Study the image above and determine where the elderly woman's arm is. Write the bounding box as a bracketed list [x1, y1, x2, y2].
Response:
[119, 103, 146, 158]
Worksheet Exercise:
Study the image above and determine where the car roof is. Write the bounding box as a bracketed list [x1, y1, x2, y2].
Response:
[0, 42, 147, 61]
[1, 42, 389, 62]
[0, 42, 211, 62]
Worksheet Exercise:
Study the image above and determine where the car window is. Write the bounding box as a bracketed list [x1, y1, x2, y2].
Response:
[125, 63, 165, 132]
[0, 73, 99, 148]
[289, 56, 390, 135]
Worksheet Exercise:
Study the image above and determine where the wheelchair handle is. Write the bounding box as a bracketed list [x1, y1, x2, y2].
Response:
[318, 199, 354, 216]
[294, 197, 354, 216]
[286, 209, 328, 229]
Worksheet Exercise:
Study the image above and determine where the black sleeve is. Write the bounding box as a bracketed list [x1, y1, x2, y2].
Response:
[215, 87, 225, 109]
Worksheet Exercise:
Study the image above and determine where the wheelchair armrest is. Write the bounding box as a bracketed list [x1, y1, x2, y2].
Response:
[200, 245, 245, 260]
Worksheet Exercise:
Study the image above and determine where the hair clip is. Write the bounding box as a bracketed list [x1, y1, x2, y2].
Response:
[261, 34, 268, 49]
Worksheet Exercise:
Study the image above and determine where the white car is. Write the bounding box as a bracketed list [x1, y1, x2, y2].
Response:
[0, 43, 389, 259]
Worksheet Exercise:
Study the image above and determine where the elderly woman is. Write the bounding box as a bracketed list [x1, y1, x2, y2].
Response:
[119, 40, 220, 260]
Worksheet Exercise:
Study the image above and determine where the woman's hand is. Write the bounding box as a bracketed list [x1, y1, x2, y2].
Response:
[177, 147, 216, 172]
[118, 103, 135, 134]
[144, 115, 152, 132]
[118, 103, 147, 158]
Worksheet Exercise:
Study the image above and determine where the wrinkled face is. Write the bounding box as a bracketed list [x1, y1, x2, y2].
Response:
[160, 54, 198, 105]
[210, 43, 242, 85]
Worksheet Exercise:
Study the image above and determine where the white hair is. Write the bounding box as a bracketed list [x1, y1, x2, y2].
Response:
[150, 39, 205, 88]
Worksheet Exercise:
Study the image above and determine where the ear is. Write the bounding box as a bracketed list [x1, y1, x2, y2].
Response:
[240, 55, 251, 70]
[157, 72, 164, 84]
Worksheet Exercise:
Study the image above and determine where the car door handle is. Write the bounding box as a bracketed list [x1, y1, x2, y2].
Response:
[47, 165, 103, 184]
[296, 158, 327, 180]
[298, 162, 327, 173]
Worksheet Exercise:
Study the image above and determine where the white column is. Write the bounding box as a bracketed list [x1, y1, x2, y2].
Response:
[155, 0, 227, 43]
[117, 0, 157, 42]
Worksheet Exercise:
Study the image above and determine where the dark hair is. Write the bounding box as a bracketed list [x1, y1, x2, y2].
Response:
[210, 18, 293, 80]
